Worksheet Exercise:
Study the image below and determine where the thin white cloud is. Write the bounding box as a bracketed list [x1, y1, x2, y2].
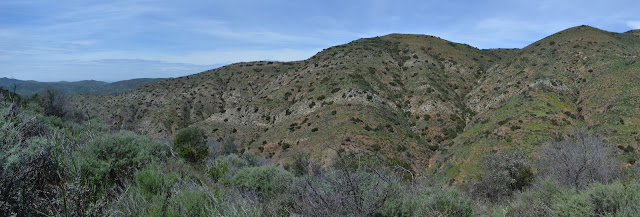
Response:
[158, 48, 320, 65]
[0, 58, 220, 82]
[466, 18, 579, 48]
[172, 18, 332, 45]
[475, 18, 575, 37]
[628, 21, 640, 29]
[50, 48, 321, 65]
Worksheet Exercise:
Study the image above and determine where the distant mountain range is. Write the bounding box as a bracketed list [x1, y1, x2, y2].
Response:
[73, 25, 640, 182]
[0, 77, 168, 97]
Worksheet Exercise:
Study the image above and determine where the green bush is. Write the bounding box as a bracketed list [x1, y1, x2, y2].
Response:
[109, 162, 242, 217]
[285, 151, 310, 176]
[0, 137, 60, 216]
[241, 151, 263, 167]
[135, 164, 178, 201]
[220, 137, 238, 155]
[507, 190, 553, 217]
[382, 192, 420, 217]
[382, 187, 474, 217]
[170, 189, 213, 217]
[473, 150, 534, 202]
[551, 189, 594, 217]
[427, 188, 475, 217]
[206, 154, 248, 183]
[515, 177, 639, 217]
[232, 166, 294, 194]
[80, 131, 168, 196]
[587, 182, 640, 216]
[174, 127, 208, 163]
[38, 89, 69, 118]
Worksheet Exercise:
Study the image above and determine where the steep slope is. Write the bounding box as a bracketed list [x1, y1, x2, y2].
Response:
[442, 25, 640, 180]
[75, 34, 498, 168]
[74, 26, 640, 181]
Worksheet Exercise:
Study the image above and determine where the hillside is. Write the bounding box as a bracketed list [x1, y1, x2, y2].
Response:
[0, 77, 168, 97]
[73, 25, 640, 182]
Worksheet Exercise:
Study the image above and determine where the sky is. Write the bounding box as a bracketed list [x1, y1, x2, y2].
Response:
[1, 0, 640, 82]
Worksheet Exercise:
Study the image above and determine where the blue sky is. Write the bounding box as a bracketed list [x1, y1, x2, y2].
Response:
[1, 0, 639, 82]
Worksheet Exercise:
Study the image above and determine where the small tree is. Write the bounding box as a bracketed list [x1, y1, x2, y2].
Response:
[473, 150, 534, 202]
[174, 127, 208, 163]
[285, 151, 310, 176]
[294, 150, 400, 216]
[38, 89, 68, 118]
[539, 129, 617, 190]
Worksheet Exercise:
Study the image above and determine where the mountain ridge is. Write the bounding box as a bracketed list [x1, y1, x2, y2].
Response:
[0, 77, 169, 97]
[72, 25, 640, 182]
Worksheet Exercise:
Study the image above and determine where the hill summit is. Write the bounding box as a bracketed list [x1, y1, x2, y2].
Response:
[74, 25, 640, 181]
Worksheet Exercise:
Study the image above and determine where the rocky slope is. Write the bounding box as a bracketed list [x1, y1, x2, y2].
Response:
[73, 25, 640, 182]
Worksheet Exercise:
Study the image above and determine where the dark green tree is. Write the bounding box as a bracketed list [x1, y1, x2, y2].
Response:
[174, 127, 208, 163]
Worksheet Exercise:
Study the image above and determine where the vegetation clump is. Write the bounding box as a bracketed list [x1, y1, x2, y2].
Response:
[473, 150, 535, 202]
[174, 127, 208, 163]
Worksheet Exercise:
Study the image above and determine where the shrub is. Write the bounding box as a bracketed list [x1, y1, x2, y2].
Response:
[0, 137, 60, 216]
[241, 151, 264, 167]
[382, 187, 474, 217]
[551, 188, 594, 217]
[586, 182, 640, 216]
[507, 190, 553, 217]
[473, 150, 534, 202]
[285, 151, 310, 176]
[539, 130, 617, 190]
[381, 193, 418, 217]
[170, 188, 213, 217]
[426, 188, 475, 217]
[206, 154, 248, 183]
[294, 154, 400, 216]
[109, 181, 214, 217]
[135, 164, 178, 201]
[511, 180, 640, 217]
[232, 166, 294, 194]
[174, 127, 208, 163]
[111, 162, 262, 217]
[38, 89, 71, 118]
[220, 137, 238, 155]
[80, 131, 168, 196]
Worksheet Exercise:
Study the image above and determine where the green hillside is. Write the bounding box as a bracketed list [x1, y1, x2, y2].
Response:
[73, 25, 640, 182]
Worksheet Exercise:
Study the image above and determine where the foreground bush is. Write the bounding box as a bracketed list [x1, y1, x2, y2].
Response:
[506, 179, 640, 217]
[80, 131, 168, 197]
[507, 190, 553, 217]
[108, 164, 261, 217]
[0, 137, 60, 216]
[205, 154, 249, 183]
[232, 165, 295, 194]
[293, 156, 400, 217]
[382, 187, 475, 217]
[473, 150, 534, 202]
[539, 130, 617, 190]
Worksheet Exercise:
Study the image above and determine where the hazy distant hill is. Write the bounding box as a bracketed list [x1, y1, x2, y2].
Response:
[0, 77, 168, 97]
[74, 25, 640, 181]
